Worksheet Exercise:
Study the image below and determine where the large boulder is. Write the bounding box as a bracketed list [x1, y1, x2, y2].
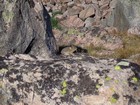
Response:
[0, 0, 57, 58]
[0, 54, 140, 105]
[102, 0, 140, 33]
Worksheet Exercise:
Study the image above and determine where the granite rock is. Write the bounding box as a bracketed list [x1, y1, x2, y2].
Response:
[0, 54, 140, 105]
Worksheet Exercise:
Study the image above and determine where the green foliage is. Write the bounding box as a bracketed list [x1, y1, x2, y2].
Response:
[51, 11, 62, 30]
[51, 17, 61, 29]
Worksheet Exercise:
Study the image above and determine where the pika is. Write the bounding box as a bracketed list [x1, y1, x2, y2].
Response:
[61, 46, 77, 56]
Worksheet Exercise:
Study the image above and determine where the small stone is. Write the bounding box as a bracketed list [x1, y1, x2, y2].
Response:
[60, 15, 84, 28]
[92, 0, 98, 4]
[67, 6, 82, 16]
[85, 17, 95, 27]
[55, 14, 63, 20]
[85, 0, 92, 4]
[59, 0, 72, 3]
[127, 26, 140, 36]
[67, 1, 74, 7]
[104, 27, 118, 34]
[79, 5, 95, 20]
[100, 3, 109, 10]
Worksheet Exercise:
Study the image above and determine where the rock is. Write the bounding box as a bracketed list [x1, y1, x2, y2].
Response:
[85, 0, 92, 4]
[0, 0, 58, 58]
[59, 0, 72, 3]
[60, 15, 84, 28]
[73, 0, 82, 4]
[60, 3, 68, 12]
[127, 26, 140, 36]
[0, 54, 140, 105]
[102, 0, 140, 32]
[92, 3, 101, 19]
[67, 1, 75, 7]
[91, 0, 98, 4]
[53, 29, 63, 41]
[100, 3, 109, 11]
[85, 17, 95, 27]
[55, 14, 64, 20]
[104, 27, 118, 34]
[67, 6, 82, 16]
[79, 5, 95, 20]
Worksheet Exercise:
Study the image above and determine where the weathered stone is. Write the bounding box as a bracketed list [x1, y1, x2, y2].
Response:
[55, 14, 64, 20]
[0, 0, 57, 58]
[67, 6, 82, 16]
[59, 0, 72, 3]
[73, 0, 82, 4]
[85, 17, 95, 27]
[92, 3, 101, 19]
[92, 0, 98, 4]
[85, 0, 92, 4]
[127, 26, 140, 36]
[67, 1, 75, 7]
[60, 15, 84, 28]
[102, 0, 140, 32]
[60, 3, 68, 12]
[79, 5, 95, 20]
[0, 54, 140, 105]
[104, 27, 118, 34]
[100, 3, 109, 11]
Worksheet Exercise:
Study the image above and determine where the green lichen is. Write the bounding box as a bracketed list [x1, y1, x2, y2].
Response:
[60, 81, 68, 95]
[2, 11, 14, 23]
[114, 80, 119, 84]
[114, 65, 121, 71]
[60, 88, 67, 95]
[62, 81, 67, 88]
[110, 97, 117, 103]
[96, 84, 101, 89]
[105, 76, 112, 81]
[132, 77, 138, 83]
[2, 1, 15, 23]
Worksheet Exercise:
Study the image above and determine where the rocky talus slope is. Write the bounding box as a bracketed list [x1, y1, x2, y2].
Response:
[41, 0, 140, 57]
[43, 0, 140, 35]
[0, 54, 140, 105]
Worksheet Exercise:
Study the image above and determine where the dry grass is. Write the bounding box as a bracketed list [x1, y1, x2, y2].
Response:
[86, 43, 106, 57]
[112, 33, 140, 58]
[86, 33, 140, 65]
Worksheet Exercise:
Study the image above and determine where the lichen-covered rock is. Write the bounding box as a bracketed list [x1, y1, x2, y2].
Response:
[0, 0, 57, 58]
[0, 54, 140, 105]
